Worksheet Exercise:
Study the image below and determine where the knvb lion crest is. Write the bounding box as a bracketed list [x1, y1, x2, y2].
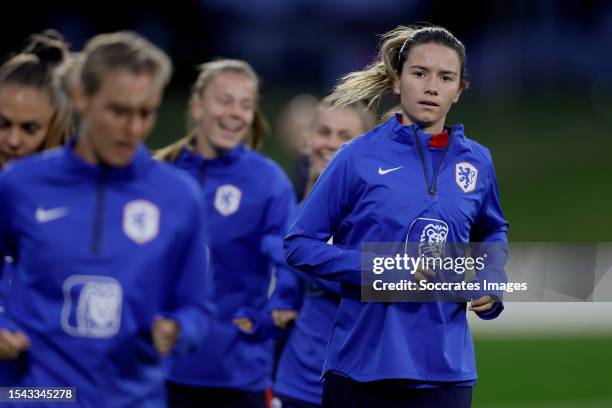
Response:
[123, 200, 160, 244]
[214, 184, 242, 216]
[455, 162, 478, 193]
[406, 218, 449, 258]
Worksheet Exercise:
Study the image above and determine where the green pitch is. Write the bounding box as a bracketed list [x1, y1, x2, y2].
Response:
[473, 336, 612, 407]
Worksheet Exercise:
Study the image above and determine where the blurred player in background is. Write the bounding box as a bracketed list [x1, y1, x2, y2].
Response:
[0, 31, 214, 407]
[276, 94, 318, 201]
[0, 29, 74, 169]
[284, 25, 509, 408]
[245, 98, 376, 408]
[0, 29, 77, 353]
[157, 59, 296, 408]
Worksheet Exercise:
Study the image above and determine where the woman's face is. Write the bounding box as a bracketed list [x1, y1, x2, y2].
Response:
[0, 84, 54, 166]
[311, 106, 365, 175]
[393, 42, 463, 133]
[192, 71, 257, 153]
[73, 70, 162, 167]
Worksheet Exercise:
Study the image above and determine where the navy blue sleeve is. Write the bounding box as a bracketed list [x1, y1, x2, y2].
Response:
[287, 264, 342, 296]
[284, 148, 364, 286]
[470, 154, 509, 320]
[166, 189, 216, 356]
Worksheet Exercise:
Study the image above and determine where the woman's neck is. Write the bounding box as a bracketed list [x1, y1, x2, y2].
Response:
[399, 112, 444, 135]
[193, 132, 219, 159]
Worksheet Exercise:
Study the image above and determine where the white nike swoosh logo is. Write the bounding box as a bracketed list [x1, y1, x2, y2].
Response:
[35, 207, 69, 223]
[378, 166, 404, 175]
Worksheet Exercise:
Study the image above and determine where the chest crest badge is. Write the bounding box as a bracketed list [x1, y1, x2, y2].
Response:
[455, 162, 478, 193]
[214, 184, 242, 216]
[123, 200, 160, 244]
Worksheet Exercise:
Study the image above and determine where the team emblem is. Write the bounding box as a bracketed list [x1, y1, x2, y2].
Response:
[214, 184, 242, 216]
[61, 275, 123, 338]
[455, 162, 478, 193]
[406, 218, 449, 258]
[123, 200, 160, 244]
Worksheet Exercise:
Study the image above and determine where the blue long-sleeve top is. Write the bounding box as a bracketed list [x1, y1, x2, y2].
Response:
[166, 144, 296, 391]
[284, 115, 509, 384]
[0, 141, 214, 407]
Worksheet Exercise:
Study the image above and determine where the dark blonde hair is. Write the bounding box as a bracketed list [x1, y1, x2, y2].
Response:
[0, 29, 74, 149]
[156, 59, 268, 162]
[329, 25, 468, 116]
[315, 96, 376, 133]
[76, 31, 172, 97]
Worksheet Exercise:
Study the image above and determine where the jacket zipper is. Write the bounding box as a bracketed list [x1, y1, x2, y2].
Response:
[413, 132, 452, 196]
[198, 162, 207, 188]
[91, 172, 107, 255]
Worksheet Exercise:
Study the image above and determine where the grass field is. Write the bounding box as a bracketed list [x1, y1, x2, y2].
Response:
[473, 336, 612, 407]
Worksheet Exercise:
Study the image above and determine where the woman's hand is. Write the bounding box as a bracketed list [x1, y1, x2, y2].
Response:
[0, 329, 30, 360]
[152, 317, 180, 356]
[469, 295, 495, 313]
[233, 317, 254, 334]
[271, 310, 298, 329]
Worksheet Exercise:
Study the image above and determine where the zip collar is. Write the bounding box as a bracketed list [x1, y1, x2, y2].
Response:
[387, 114, 472, 196]
[176, 143, 246, 169]
[388, 113, 467, 151]
[63, 137, 152, 180]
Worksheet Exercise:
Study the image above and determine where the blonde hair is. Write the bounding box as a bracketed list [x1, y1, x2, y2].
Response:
[0, 29, 75, 150]
[77, 31, 172, 97]
[329, 26, 416, 113]
[315, 96, 376, 133]
[156, 59, 269, 162]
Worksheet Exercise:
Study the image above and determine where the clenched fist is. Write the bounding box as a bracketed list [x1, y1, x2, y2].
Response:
[152, 317, 180, 357]
[0, 329, 30, 360]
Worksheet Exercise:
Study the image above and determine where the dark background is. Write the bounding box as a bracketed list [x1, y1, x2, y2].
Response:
[4, 0, 611, 241]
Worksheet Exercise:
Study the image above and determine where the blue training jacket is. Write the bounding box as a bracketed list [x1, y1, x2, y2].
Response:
[166, 144, 296, 391]
[0, 141, 214, 407]
[284, 115, 509, 383]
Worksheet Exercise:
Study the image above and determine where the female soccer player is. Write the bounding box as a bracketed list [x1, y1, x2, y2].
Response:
[272, 98, 375, 408]
[284, 25, 509, 408]
[157, 59, 295, 408]
[276, 93, 319, 201]
[0, 31, 214, 407]
[0, 30, 76, 321]
[0, 30, 74, 169]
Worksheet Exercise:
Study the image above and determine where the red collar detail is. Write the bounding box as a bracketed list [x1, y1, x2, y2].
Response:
[429, 130, 449, 148]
